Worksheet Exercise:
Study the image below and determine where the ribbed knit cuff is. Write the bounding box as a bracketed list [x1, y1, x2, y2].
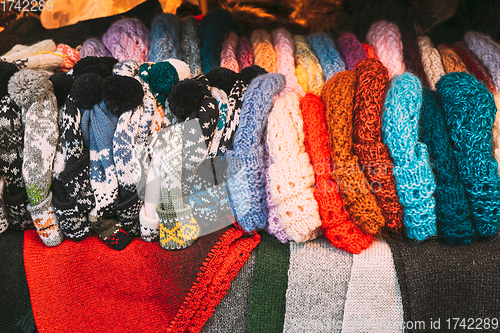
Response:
[157, 202, 199, 250]
[27, 192, 64, 247]
[139, 204, 159, 242]
[3, 188, 33, 230]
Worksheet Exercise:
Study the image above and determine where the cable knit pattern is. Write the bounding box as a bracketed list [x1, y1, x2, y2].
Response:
[301, 93, 373, 253]
[465, 31, 500, 91]
[418, 36, 445, 90]
[436, 72, 500, 237]
[366, 21, 405, 79]
[181, 16, 202, 77]
[267, 92, 321, 242]
[237, 36, 254, 70]
[401, 32, 429, 87]
[220, 31, 239, 73]
[353, 58, 403, 233]
[336, 32, 367, 71]
[322, 71, 385, 235]
[294, 35, 325, 96]
[307, 33, 346, 81]
[226, 73, 285, 232]
[420, 88, 476, 244]
[382, 72, 437, 241]
[251, 30, 277, 73]
[438, 45, 468, 73]
[272, 28, 304, 96]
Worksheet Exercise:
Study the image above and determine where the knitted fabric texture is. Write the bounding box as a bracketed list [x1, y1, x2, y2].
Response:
[0, 180, 7, 233]
[436, 72, 500, 237]
[307, 33, 346, 81]
[294, 35, 325, 96]
[465, 31, 500, 91]
[362, 44, 377, 60]
[1, 39, 55, 61]
[79, 38, 112, 58]
[56, 44, 80, 72]
[1, 40, 63, 71]
[322, 71, 385, 235]
[382, 72, 437, 241]
[417, 36, 445, 90]
[419, 88, 476, 244]
[102, 18, 150, 63]
[248, 232, 289, 333]
[251, 29, 278, 74]
[149, 14, 183, 63]
[199, 9, 239, 73]
[353, 58, 403, 233]
[237, 36, 254, 70]
[181, 16, 202, 77]
[336, 32, 367, 71]
[401, 32, 429, 87]
[226, 73, 285, 232]
[267, 92, 321, 242]
[8, 69, 63, 247]
[272, 28, 304, 96]
[283, 238, 352, 333]
[301, 93, 373, 253]
[220, 31, 239, 73]
[366, 21, 405, 79]
[438, 45, 468, 73]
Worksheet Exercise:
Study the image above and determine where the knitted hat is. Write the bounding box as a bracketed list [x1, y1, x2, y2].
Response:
[266, 92, 322, 242]
[336, 32, 367, 71]
[417, 36, 445, 90]
[438, 45, 468, 73]
[366, 21, 405, 79]
[272, 28, 304, 96]
[353, 58, 403, 233]
[436, 72, 500, 237]
[237, 36, 254, 70]
[199, 9, 239, 73]
[79, 38, 112, 58]
[401, 32, 429, 87]
[300, 93, 373, 254]
[56, 44, 80, 72]
[102, 18, 151, 63]
[181, 16, 202, 77]
[420, 88, 476, 244]
[322, 71, 386, 235]
[294, 35, 325, 96]
[220, 31, 239, 73]
[464, 31, 500, 91]
[226, 73, 285, 232]
[251, 30, 277, 74]
[149, 14, 183, 63]
[307, 33, 346, 81]
[382, 72, 437, 241]
[8, 69, 64, 247]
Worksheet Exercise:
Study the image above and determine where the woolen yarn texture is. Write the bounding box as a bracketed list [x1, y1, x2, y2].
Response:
[181, 16, 202, 77]
[80, 38, 112, 58]
[251, 29, 277, 74]
[294, 35, 325, 96]
[237, 36, 254, 70]
[366, 20, 405, 79]
[401, 32, 429, 87]
[308, 33, 346, 81]
[336, 32, 367, 71]
[464, 31, 500, 91]
[417, 36, 445, 90]
[149, 14, 182, 63]
[220, 31, 239, 73]
[438, 45, 468, 73]
[272, 28, 304, 96]
[102, 18, 150, 63]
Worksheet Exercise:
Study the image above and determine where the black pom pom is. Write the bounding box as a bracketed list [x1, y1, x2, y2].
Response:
[168, 79, 206, 121]
[50, 73, 75, 107]
[240, 65, 267, 85]
[100, 57, 119, 75]
[206, 67, 240, 95]
[71, 73, 104, 109]
[0, 62, 19, 97]
[102, 75, 144, 115]
[72, 57, 109, 78]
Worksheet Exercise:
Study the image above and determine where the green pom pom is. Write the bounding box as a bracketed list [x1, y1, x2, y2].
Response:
[149, 61, 179, 96]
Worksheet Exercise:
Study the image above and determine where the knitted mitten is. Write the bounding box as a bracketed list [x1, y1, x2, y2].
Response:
[382, 72, 437, 240]
[181, 16, 202, 77]
[438, 45, 468, 74]
[307, 33, 346, 81]
[227, 73, 286, 232]
[149, 14, 182, 62]
[221, 31, 239, 73]
[417, 36, 445, 90]
[294, 35, 325, 96]
[267, 92, 322, 242]
[366, 21, 405, 79]
[8, 69, 63, 246]
[420, 88, 476, 244]
[237, 36, 254, 70]
[251, 29, 278, 74]
[301, 93, 373, 253]
[436, 72, 500, 237]
[401, 32, 429, 87]
[272, 28, 304, 96]
[353, 58, 403, 233]
[336, 32, 367, 71]
[464, 31, 500, 91]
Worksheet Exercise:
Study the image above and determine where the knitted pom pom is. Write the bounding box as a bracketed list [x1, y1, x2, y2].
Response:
[336, 32, 366, 71]
[206, 66, 239, 95]
[149, 14, 183, 63]
[102, 75, 144, 115]
[80, 38, 112, 58]
[71, 73, 104, 110]
[168, 79, 206, 121]
[148, 61, 179, 95]
[8, 69, 53, 109]
[366, 20, 405, 78]
[100, 57, 119, 73]
[0, 61, 19, 97]
[73, 57, 111, 78]
[50, 73, 75, 107]
[240, 65, 267, 84]
[102, 18, 151, 63]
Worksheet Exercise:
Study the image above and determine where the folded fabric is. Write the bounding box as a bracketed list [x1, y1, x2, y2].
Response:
[417, 36, 445, 90]
[307, 32, 346, 81]
[464, 31, 500, 91]
[149, 14, 182, 63]
[251, 29, 277, 73]
[401, 32, 429, 87]
[336, 32, 367, 71]
[366, 21, 405, 79]
[294, 35, 325, 96]
[181, 16, 202, 77]
[220, 31, 239, 73]
[438, 45, 468, 73]
[272, 28, 304, 96]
